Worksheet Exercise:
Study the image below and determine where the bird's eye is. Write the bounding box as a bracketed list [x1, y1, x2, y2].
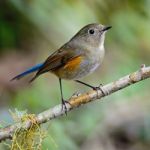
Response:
[88, 29, 95, 35]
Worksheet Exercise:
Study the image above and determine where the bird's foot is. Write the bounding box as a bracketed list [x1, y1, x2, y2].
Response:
[61, 99, 71, 115]
[92, 84, 109, 96]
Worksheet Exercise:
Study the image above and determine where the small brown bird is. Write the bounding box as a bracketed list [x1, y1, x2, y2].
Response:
[11, 23, 111, 113]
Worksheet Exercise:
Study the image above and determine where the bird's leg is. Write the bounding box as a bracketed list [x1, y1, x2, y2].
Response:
[59, 78, 70, 115]
[75, 80, 108, 96]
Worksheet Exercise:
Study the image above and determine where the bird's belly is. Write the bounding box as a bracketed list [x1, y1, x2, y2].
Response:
[73, 62, 100, 79]
[52, 59, 100, 80]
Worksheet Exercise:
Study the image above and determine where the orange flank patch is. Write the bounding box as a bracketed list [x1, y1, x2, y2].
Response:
[63, 56, 83, 71]
[52, 55, 83, 78]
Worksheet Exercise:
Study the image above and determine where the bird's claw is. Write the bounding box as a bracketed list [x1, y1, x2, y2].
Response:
[92, 84, 109, 96]
[61, 100, 71, 115]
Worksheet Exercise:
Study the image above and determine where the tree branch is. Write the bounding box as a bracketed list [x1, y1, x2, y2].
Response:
[0, 65, 150, 142]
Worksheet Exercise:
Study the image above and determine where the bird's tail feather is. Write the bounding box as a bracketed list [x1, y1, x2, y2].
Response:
[11, 63, 44, 81]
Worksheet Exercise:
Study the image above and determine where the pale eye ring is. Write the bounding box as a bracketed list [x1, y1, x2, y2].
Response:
[88, 29, 95, 35]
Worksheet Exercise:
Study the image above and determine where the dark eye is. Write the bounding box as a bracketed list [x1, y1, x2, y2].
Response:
[88, 29, 95, 35]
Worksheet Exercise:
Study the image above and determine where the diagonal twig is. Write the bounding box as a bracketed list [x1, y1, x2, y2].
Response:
[0, 65, 150, 142]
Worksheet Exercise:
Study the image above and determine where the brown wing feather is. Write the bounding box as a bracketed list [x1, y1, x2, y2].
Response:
[30, 48, 81, 82]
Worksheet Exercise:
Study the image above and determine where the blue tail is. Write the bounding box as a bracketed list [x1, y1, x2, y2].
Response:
[11, 63, 44, 81]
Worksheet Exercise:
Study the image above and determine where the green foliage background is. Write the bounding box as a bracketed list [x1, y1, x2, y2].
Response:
[0, 0, 150, 149]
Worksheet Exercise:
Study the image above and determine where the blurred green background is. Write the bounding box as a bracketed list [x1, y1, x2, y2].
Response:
[0, 0, 150, 149]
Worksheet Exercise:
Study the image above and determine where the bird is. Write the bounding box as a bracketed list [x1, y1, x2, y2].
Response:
[11, 23, 111, 113]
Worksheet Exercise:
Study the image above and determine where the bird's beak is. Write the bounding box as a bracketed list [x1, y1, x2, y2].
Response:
[102, 26, 112, 32]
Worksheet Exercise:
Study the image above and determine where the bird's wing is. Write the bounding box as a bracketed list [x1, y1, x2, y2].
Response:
[30, 47, 83, 82]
